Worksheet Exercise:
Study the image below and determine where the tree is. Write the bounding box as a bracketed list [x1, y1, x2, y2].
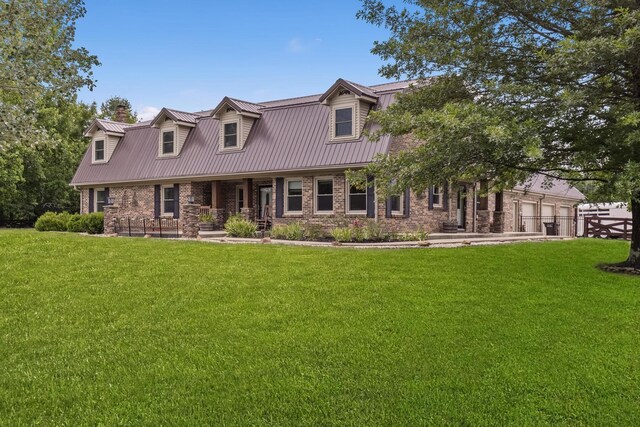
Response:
[355, 0, 640, 268]
[98, 96, 137, 123]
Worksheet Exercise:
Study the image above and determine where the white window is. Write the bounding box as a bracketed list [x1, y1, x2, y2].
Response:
[390, 195, 403, 214]
[432, 185, 442, 207]
[315, 177, 334, 213]
[94, 140, 105, 162]
[236, 185, 244, 213]
[162, 185, 175, 216]
[95, 188, 106, 212]
[286, 179, 303, 213]
[347, 183, 367, 214]
[162, 130, 175, 155]
[334, 107, 353, 138]
[223, 122, 238, 148]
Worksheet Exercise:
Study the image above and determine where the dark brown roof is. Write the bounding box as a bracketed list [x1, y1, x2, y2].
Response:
[83, 118, 135, 136]
[71, 80, 403, 185]
[318, 78, 379, 103]
[514, 175, 584, 200]
[210, 97, 265, 117]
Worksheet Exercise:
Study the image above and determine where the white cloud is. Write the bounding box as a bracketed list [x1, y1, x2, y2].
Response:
[138, 106, 161, 121]
[286, 37, 322, 54]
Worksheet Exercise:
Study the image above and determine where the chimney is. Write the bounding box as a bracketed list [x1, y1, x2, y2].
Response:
[115, 105, 127, 123]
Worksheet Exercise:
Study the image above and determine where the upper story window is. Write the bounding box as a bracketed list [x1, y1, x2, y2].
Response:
[224, 122, 238, 148]
[335, 107, 353, 137]
[162, 131, 175, 155]
[162, 185, 175, 216]
[94, 140, 105, 161]
[286, 179, 303, 213]
[347, 184, 367, 214]
[432, 185, 442, 207]
[315, 177, 334, 213]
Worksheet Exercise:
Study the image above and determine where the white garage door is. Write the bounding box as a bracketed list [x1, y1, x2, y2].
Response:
[521, 202, 538, 232]
[559, 206, 572, 236]
[542, 204, 554, 217]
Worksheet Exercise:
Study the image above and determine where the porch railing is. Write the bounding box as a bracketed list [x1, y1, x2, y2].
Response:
[583, 216, 632, 240]
[198, 206, 211, 216]
[114, 217, 181, 238]
[519, 216, 575, 236]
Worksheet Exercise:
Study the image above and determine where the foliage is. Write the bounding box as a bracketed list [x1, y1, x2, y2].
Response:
[224, 214, 257, 238]
[356, 0, 640, 264]
[270, 224, 289, 240]
[80, 212, 104, 234]
[330, 227, 352, 243]
[198, 213, 214, 223]
[2, 231, 637, 425]
[66, 214, 85, 232]
[34, 212, 71, 232]
[284, 222, 304, 240]
[303, 222, 327, 240]
[98, 96, 137, 123]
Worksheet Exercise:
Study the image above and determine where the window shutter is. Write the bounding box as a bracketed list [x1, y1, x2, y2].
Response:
[173, 184, 180, 219]
[154, 185, 160, 218]
[275, 178, 284, 218]
[104, 187, 110, 204]
[88, 189, 94, 213]
[366, 176, 375, 218]
[403, 189, 410, 217]
[443, 182, 449, 210]
[385, 198, 392, 218]
[428, 187, 434, 210]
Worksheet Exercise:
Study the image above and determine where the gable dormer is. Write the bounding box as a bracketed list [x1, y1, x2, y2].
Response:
[150, 108, 197, 157]
[210, 97, 263, 152]
[319, 79, 379, 142]
[83, 119, 130, 164]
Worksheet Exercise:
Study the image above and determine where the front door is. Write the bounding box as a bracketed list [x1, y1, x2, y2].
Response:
[258, 186, 272, 219]
[457, 186, 467, 229]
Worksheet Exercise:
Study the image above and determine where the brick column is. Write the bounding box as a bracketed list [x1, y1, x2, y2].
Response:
[241, 207, 255, 221]
[182, 203, 199, 239]
[477, 210, 491, 233]
[491, 211, 505, 233]
[211, 208, 225, 229]
[103, 205, 119, 235]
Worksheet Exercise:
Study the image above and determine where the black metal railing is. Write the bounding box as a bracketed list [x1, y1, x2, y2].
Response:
[114, 217, 181, 238]
[519, 216, 575, 236]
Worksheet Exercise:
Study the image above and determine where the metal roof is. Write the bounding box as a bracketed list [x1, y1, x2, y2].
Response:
[71, 84, 398, 185]
[83, 118, 135, 136]
[514, 175, 584, 200]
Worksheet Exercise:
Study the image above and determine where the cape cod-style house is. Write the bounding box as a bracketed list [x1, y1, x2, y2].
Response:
[71, 78, 584, 236]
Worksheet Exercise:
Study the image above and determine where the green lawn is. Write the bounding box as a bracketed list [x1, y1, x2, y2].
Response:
[0, 230, 638, 426]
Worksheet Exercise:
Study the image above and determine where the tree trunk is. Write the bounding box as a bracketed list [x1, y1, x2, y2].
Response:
[625, 193, 640, 268]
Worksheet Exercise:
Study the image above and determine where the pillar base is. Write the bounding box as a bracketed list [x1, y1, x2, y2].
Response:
[182, 203, 199, 239]
[477, 210, 491, 234]
[491, 211, 505, 233]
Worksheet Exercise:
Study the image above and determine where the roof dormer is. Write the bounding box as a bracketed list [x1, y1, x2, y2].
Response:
[150, 108, 197, 158]
[320, 79, 379, 142]
[83, 119, 131, 164]
[210, 97, 263, 152]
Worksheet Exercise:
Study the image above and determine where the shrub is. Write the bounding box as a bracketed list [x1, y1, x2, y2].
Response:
[351, 219, 366, 242]
[198, 213, 213, 222]
[270, 224, 288, 240]
[330, 227, 352, 243]
[224, 214, 257, 238]
[364, 221, 385, 241]
[35, 212, 70, 232]
[81, 212, 104, 234]
[285, 222, 304, 240]
[303, 222, 326, 240]
[66, 214, 85, 232]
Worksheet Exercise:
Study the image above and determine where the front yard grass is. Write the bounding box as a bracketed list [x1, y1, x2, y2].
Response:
[0, 230, 638, 425]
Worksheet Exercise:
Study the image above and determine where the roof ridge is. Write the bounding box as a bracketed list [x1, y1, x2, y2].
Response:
[96, 118, 135, 125]
[164, 107, 198, 116]
[228, 97, 265, 106]
[258, 93, 322, 105]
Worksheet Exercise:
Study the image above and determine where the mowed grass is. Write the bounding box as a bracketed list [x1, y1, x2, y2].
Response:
[0, 230, 638, 426]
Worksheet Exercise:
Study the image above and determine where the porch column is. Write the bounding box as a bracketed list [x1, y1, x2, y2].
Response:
[491, 191, 505, 233]
[103, 204, 119, 236]
[241, 178, 255, 221]
[477, 180, 491, 233]
[182, 202, 199, 239]
[210, 181, 225, 229]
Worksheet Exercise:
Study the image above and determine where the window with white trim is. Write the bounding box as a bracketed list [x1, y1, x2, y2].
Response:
[286, 179, 303, 213]
[236, 186, 244, 213]
[94, 140, 105, 162]
[224, 122, 238, 148]
[334, 107, 353, 137]
[162, 185, 175, 216]
[95, 188, 106, 212]
[315, 178, 334, 213]
[390, 195, 402, 214]
[432, 185, 442, 207]
[347, 183, 367, 213]
[162, 131, 175, 155]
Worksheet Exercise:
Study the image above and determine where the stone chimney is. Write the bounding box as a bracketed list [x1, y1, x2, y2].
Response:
[115, 105, 127, 123]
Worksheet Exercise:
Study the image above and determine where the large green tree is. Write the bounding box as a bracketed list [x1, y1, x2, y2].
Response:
[98, 96, 137, 123]
[355, 0, 640, 268]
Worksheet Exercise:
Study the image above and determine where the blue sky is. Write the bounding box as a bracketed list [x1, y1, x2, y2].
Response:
[75, 0, 404, 120]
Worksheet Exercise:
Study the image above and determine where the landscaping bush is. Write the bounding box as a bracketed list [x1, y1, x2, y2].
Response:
[35, 212, 71, 232]
[270, 224, 288, 240]
[330, 227, 352, 243]
[224, 214, 257, 238]
[66, 214, 85, 232]
[303, 222, 327, 240]
[285, 222, 304, 240]
[81, 212, 104, 234]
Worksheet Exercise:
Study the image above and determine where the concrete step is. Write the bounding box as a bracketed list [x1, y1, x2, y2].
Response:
[199, 230, 227, 238]
[427, 232, 542, 240]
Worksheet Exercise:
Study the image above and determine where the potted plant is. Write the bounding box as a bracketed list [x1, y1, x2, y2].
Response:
[198, 213, 214, 231]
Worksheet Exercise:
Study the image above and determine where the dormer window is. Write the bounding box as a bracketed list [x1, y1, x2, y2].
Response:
[94, 140, 105, 161]
[335, 107, 353, 138]
[223, 122, 238, 148]
[162, 131, 175, 155]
